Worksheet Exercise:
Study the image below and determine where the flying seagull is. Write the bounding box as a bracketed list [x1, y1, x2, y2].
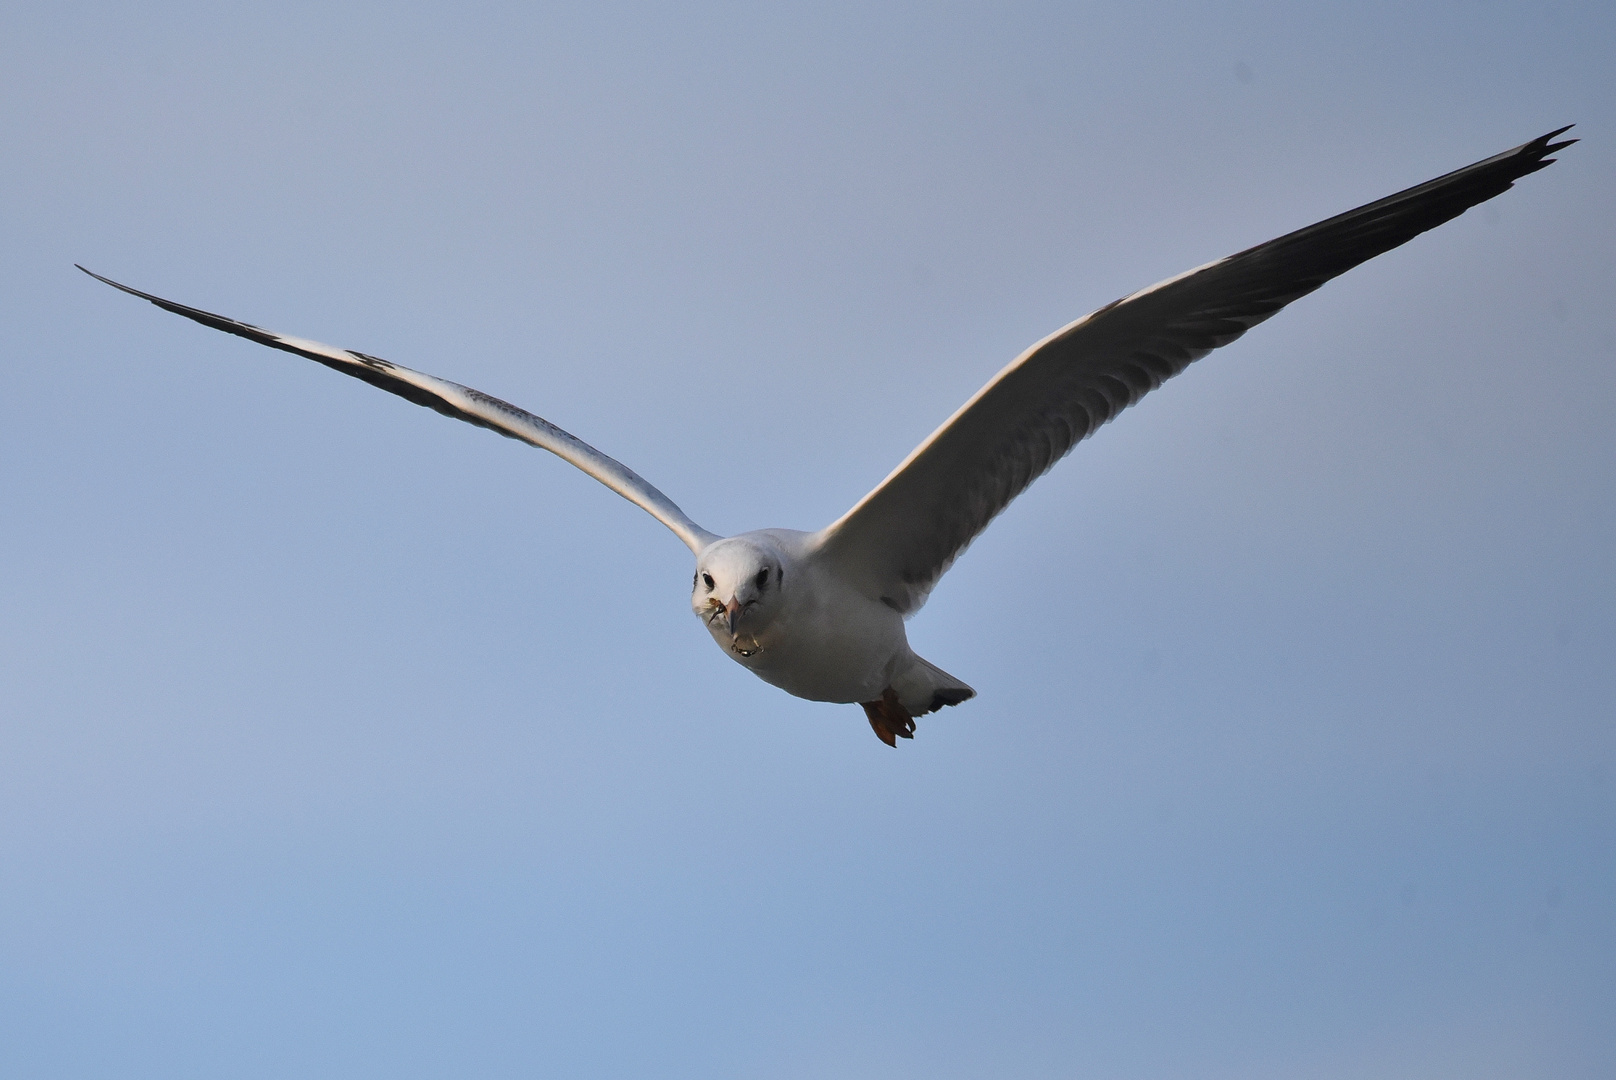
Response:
[82, 127, 1573, 746]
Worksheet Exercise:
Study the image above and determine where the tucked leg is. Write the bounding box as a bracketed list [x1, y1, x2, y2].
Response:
[860, 687, 915, 747]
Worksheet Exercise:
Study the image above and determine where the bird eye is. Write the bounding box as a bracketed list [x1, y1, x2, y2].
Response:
[755, 568, 770, 589]
[702, 572, 715, 590]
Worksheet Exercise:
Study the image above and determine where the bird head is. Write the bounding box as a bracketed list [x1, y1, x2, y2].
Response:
[692, 537, 784, 656]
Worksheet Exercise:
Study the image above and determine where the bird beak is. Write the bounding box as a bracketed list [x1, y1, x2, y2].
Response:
[725, 597, 743, 636]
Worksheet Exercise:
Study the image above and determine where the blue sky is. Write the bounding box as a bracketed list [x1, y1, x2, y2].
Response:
[2, 2, 1612, 1077]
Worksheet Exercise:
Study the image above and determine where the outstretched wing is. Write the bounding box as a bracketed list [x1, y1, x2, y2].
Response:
[809, 127, 1574, 614]
[81, 267, 720, 554]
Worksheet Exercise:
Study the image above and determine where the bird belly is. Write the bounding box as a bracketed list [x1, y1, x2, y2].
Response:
[710, 583, 906, 705]
[744, 634, 896, 704]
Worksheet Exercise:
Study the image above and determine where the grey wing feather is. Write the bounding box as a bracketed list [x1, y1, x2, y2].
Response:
[80, 267, 720, 554]
[809, 127, 1574, 613]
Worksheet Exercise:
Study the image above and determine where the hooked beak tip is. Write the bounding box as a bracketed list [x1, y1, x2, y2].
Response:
[724, 598, 742, 636]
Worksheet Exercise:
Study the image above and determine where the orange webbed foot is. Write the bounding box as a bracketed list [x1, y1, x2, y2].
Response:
[860, 687, 915, 747]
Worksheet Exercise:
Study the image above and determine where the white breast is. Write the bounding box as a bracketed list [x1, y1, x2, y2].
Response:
[703, 532, 910, 705]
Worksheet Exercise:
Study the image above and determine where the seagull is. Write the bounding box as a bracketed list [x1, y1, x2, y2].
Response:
[82, 127, 1573, 745]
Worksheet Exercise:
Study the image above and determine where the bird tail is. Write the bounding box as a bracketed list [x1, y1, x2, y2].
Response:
[897, 654, 976, 717]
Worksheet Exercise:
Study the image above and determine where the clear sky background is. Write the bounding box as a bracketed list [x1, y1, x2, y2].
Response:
[2, 3, 1612, 1077]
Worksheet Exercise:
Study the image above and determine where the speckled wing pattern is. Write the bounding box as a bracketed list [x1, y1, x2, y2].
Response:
[78, 267, 720, 554]
[810, 127, 1574, 615]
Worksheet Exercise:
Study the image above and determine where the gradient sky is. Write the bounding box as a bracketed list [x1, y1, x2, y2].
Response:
[2, 2, 1612, 1077]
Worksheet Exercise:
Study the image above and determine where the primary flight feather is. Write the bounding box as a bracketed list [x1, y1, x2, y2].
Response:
[83, 126, 1573, 745]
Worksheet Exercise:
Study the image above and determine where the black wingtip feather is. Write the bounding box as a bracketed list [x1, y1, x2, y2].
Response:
[1521, 126, 1576, 166]
[1508, 125, 1576, 176]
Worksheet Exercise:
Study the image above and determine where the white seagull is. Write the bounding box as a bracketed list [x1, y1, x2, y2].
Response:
[83, 127, 1572, 745]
